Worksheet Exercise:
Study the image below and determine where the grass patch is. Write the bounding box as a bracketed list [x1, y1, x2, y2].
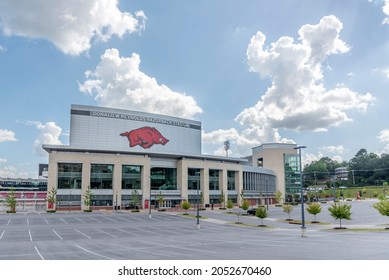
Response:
[324, 228, 389, 232]
[178, 213, 208, 219]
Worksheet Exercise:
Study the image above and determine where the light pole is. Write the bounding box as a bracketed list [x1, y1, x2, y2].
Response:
[265, 179, 269, 210]
[294, 145, 307, 237]
[115, 191, 118, 212]
[149, 176, 152, 219]
[196, 177, 200, 229]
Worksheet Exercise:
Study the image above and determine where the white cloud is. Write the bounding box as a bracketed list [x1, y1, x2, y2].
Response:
[79, 48, 203, 119]
[378, 129, 389, 142]
[383, 0, 389, 24]
[0, 45, 7, 53]
[237, 15, 375, 132]
[27, 121, 63, 156]
[0, 0, 146, 55]
[0, 158, 7, 163]
[0, 129, 17, 143]
[320, 145, 346, 154]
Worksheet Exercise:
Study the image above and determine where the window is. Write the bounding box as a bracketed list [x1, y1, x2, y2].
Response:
[122, 165, 141, 189]
[227, 170, 236, 190]
[209, 169, 219, 190]
[150, 167, 177, 190]
[188, 168, 200, 190]
[57, 163, 82, 189]
[90, 164, 113, 189]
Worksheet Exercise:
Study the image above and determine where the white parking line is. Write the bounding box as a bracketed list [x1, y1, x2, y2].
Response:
[74, 229, 91, 239]
[34, 246, 45, 260]
[95, 228, 117, 238]
[7, 218, 11, 226]
[110, 242, 173, 257]
[44, 218, 49, 225]
[60, 218, 68, 224]
[29, 230, 33, 242]
[27, 218, 30, 226]
[52, 229, 63, 240]
[74, 244, 114, 260]
[114, 227, 141, 236]
[75, 217, 85, 224]
[0, 230, 4, 240]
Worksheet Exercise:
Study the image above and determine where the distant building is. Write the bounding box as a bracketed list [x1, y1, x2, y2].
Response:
[335, 167, 348, 181]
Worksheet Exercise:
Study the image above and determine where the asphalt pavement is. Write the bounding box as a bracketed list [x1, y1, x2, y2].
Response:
[0, 199, 388, 260]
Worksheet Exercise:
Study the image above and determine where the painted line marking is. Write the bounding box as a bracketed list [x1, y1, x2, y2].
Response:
[29, 230, 33, 242]
[26, 218, 30, 226]
[7, 218, 11, 226]
[74, 229, 91, 239]
[135, 227, 164, 236]
[0, 230, 4, 240]
[44, 218, 49, 225]
[114, 227, 141, 236]
[110, 242, 172, 257]
[60, 218, 68, 224]
[95, 228, 117, 238]
[34, 246, 45, 260]
[75, 217, 85, 224]
[52, 229, 63, 240]
[74, 244, 114, 260]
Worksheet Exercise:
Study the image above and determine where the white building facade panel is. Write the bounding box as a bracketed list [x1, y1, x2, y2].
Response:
[70, 104, 201, 155]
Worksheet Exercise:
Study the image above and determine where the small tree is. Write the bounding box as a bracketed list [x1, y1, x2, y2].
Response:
[156, 192, 164, 209]
[256, 207, 268, 226]
[46, 187, 57, 212]
[274, 190, 283, 205]
[219, 190, 225, 209]
[328, 202, 352, 229]
[226, 199, 234, 212]
[282, 204, 293, 220]
[239, 189, 245, 207]
[182, 200, 191, 214]
[306, 202, 321, 223]
[82, 186, 93, 212]
[130, 189, 140, 210]
[373, 197, 389, 229]
[6, 188, 17, 213]
[241, 199, 250, 211]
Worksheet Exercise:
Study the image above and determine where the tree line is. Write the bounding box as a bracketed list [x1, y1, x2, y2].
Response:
[304, 148, 389, 187]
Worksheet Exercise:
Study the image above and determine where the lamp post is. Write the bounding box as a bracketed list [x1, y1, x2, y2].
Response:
[294, 145, 307, 237]
[115, 191, 118, 212]
[265, 179, 269, 210]
[196, 177, 200, 229]
[149, 176, 152, 219]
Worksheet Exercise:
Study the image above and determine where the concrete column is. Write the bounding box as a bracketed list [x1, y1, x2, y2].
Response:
[113, 161, 122, 210]
[141, 156, 151, 209]
[81, 158, 91, 211]
[201, 168, 209, 205]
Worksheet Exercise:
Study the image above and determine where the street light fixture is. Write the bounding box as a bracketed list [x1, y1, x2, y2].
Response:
[294, 145, 307, 237]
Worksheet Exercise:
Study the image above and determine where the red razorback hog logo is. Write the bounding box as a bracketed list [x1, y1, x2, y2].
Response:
[120, 126, 169, 149]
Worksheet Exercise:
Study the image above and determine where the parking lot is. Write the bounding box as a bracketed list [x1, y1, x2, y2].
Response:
[1, 200, 389, 260]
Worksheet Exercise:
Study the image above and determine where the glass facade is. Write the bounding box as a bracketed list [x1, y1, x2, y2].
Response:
[188, 168, 200, 190]
[90, 164, 113, 189]
[150, 167, 177, 190]
[122, 165, 141, 189]
[57, 163, 82, 189]
[284, 153, 300, 198]
[209, 169, 219, 190]
[227, 170, 236, 190]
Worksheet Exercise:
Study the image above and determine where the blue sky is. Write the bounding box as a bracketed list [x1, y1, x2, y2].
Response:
[1, 0, 389, 179]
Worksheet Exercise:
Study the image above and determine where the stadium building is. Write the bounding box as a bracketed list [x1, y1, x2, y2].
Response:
[42, 104, 298, 211]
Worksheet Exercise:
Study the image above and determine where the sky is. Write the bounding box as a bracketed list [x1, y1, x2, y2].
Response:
[1, 0, 389, 179]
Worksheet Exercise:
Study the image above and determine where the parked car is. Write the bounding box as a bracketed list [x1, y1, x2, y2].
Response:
[247, 208, 258, 215]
